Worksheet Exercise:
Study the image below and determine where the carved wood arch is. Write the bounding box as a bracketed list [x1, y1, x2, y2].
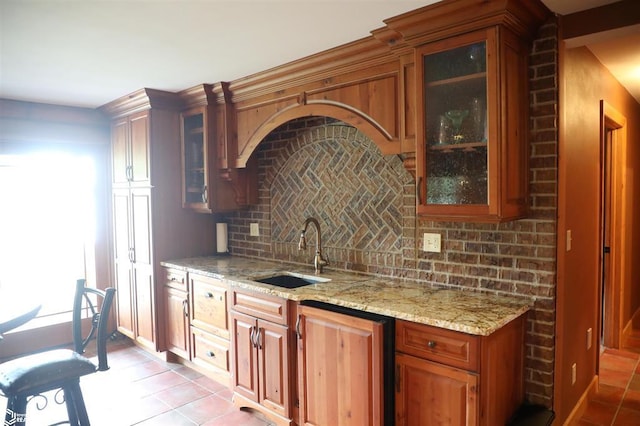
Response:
[238, 101, 397, 167]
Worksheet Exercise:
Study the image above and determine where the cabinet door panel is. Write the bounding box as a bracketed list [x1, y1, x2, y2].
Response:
[231, 311, 259, 403]
[112, 189, 134, 337]
[396, 353, 478, 426]
[114, 262, 134, 338]
[111, 118, 130, 185]
[164, 286, 190, 359]
[129, 111, 151, 184]
[258, 319, 289, 417]
[134, 268, 155, 348]
[298, 305, 383, 426]
[131, 188, 153, 266]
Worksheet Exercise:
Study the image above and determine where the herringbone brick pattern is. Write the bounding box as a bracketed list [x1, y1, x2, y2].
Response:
[270, 134, 405, 254]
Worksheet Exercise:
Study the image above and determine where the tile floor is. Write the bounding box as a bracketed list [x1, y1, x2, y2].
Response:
[6, 330, 640, 425]
[575, 328, 640, 425]
[0, 336, 273, 425]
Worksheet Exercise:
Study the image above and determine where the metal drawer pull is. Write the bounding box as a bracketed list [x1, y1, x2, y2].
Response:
[206, 351, 216, 358]
[427, 340, 437, 349]
[205, 292, 214, 298]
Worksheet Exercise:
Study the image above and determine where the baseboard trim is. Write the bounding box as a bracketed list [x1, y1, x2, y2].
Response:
[622, 307, 640, 347]
[562, 375, 598, 426]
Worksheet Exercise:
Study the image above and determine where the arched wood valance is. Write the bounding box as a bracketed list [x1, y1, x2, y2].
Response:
[236, 102, 398, 167]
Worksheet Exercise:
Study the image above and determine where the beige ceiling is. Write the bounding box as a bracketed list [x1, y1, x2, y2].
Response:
[0, 0, 636, 108]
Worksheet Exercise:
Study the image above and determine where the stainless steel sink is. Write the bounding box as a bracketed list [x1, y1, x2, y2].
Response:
[254, 272, 331, 289]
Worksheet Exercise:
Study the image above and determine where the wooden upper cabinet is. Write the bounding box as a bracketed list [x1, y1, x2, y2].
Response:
[179, 84, 257, 213]
[111, 110, 151, 187]
[415, 27, 529, 222]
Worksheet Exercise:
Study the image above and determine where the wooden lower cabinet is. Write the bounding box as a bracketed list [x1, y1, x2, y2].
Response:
[395, 315, 525, 426]
[164, 286, 190, 359]
[161, 268, 232, 387]
[189, 273, 232, 386]
[296, 304, 386, 426]
[230, 289, 294, 426]
[162, 268, 190, 359]
[395, 353, 478, 425]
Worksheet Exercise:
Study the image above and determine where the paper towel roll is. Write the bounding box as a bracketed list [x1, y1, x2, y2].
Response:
[216, 223, 228, 253]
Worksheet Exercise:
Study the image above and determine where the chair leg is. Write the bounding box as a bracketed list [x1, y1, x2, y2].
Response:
[64, 381, 90, 426]
[4, 395, 27, 426]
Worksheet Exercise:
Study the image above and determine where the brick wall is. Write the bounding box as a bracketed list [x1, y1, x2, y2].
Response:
[225, 19, 558, 406]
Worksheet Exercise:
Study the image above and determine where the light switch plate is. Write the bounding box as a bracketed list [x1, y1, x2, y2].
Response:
[250, 223, 260, 237]
[423, 233, 441, 253]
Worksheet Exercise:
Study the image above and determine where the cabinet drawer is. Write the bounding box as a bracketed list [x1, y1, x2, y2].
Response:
[191, 327, 230, 373]
[190, 274, 229, 338]
[162, 268, 188, 291]
[231, 289, 288, 325]
[396, 320, 479, 371]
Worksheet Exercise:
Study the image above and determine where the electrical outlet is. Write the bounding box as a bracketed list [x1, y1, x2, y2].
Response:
[250, 223, 260, 237]
[587, 328, 593, 350]
[571, 363, 577, 385]
[423, 233, 441, 253]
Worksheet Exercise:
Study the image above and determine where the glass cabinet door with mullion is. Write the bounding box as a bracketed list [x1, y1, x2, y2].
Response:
[417, 29, 495, 220]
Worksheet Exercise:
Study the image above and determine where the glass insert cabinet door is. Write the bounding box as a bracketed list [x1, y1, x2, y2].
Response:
[416, 26, 529, 222]
[420, 33, 491, 211]
[181, 109, 208, 207]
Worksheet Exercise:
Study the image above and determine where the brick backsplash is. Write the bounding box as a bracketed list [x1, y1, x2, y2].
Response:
[225, 19, 558, 407]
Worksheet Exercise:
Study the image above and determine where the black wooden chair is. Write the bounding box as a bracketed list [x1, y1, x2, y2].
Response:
[0, 279, 116, 426]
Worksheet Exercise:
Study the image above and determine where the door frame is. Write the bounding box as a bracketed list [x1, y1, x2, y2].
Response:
[598, 100, 626, 350]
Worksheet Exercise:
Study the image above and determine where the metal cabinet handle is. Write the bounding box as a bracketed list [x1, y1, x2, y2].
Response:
[256, 327, 262, 350]
[205, 292, 214, 298]
[206, 350, 216, 358]
[295, 315, 302, 339]
[250, 326, 257, 348]
[182, 300, 188, 317]
[427, 340, 437, 349]
[202, 185, 208, 203]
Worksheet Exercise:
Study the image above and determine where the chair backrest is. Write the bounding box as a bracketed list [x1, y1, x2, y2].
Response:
[71, 279, 116, 372]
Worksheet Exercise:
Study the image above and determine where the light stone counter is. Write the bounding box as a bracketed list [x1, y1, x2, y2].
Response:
[161, 256, 532, 336]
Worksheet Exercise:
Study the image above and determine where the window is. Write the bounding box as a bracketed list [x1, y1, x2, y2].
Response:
[0, 152, 96, 322]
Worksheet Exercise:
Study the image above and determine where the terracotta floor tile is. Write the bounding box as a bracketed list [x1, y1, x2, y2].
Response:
[176, 394, 236, 424]
[621, 389, 640, 412]
[201, 408, 273, 426]
[628, 375, 640, 392]
[193, 374, 229, 394]
[593, 384, 626, 406]
[612, 407, 640, 425]
[131, 370, 190, 397]
[135, 409, 198, 425]
[153, 381, 212, 408]
[600, 368, 634, 388]
[582, 400, 619, 425]
[602, 348, 640, 361]
[600, 353, 639, 373]
[0, 340, 269, 426]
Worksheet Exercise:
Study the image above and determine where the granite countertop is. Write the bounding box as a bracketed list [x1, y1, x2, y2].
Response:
[161, 256, 532, 336]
